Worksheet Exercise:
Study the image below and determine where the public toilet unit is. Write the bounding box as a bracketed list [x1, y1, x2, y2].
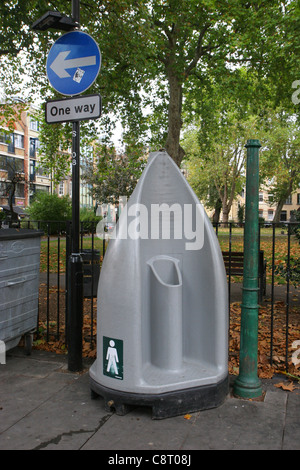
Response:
[89, 151, 228, 418]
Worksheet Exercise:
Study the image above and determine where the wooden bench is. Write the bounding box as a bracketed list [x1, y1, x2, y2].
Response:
[222, 250, 266, 302]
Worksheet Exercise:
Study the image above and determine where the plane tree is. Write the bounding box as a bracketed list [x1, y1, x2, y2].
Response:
[0, 0, 298, 168]
[182, 113, 257, 224]
[260, 109, 300, 223]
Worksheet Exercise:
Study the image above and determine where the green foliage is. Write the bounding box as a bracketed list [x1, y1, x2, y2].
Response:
[182, 72, 259, 222]
[259, 108, 300, 222]
[274, 212, 300, 288]
[26, 191, 72, 234]
[82, 143, 146, 205]
[2, 1, 298, 160]
[80, 206, 102, 232]
[0, 0, 45, 57]
[237, 204, 245, 226]
[275, 256, 300, 288]
[37, 116, 72, 188]
[0, 0, 299, 170]
[260, 110, 300, 199]
[36, 108, 100, 188]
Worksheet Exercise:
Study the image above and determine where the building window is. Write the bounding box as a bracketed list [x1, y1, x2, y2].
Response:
[35, 185, 49, 193]
[297, 193, 300, 205]
[4, 156, 24, 174]
[280, 210, 287, 222]
[59, 181, 64, 196]
[15, 183, 25, 198]
[11, 157, 24, 174]
[285, 195, 292, 205]
[268, 210, 274, 221]
[7, 134, 15, 153]
[30, 119, 39, 132]
[259, 192, 264, 202]
[0, 181, 8, 196]
[0, 131, 9, 144]
[29, 160, 35, 182]
[0, 155, 7, 170]
[30, 138, 39, 157]
[35, 165, 49, 178]
[14, 134, 24, 148]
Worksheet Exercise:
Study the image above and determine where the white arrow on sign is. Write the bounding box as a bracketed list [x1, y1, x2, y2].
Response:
[50, 50, 96, 79]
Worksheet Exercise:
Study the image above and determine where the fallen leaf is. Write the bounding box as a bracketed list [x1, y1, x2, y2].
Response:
[274, 382, 295, 392]
[184, 414, 192, 420]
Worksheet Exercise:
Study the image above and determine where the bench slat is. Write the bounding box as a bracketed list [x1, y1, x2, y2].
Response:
[221, 250, 266, 302]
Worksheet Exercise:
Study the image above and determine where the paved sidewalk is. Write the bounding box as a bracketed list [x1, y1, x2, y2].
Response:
[0, 348, 299, 452]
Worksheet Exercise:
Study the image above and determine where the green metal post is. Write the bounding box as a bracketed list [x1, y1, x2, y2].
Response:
[233, 139, 263, 399]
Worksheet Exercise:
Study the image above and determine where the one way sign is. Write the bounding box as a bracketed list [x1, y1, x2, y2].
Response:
[45, 94, 102, 124]
[46, 31, 101, 96]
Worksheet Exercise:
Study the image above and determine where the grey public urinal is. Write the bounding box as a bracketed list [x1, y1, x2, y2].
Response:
[89, 150, 228, 419]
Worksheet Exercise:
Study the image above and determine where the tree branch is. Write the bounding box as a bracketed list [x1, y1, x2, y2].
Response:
[0, 48, 20, 57]
[184, 23, 211, 77]
[153, 19, 175, 49]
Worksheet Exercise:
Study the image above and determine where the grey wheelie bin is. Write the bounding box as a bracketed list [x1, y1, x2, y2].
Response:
[0, 228, 43, 354]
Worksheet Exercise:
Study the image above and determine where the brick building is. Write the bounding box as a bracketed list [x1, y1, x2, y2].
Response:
[0, 105, 51, 212]
[0, 104, 94, 216]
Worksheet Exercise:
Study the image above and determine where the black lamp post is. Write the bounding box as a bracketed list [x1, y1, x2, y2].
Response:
[31, 0, 84, 372]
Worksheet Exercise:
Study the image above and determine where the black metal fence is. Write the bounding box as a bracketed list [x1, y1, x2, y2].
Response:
[5, 219, 299, 373]
[214, 221, 299, 372]
[14, 219, 106, 350]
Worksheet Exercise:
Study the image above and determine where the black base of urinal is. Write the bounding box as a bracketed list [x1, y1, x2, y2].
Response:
[90, 375, 229, 419]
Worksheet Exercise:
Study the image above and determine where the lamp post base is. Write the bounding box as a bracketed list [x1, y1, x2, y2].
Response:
[233, 376, 263, 399]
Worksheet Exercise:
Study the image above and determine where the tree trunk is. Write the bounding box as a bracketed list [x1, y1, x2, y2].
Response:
[222, 203, 229, 226]
[165, 72, 185, 167]
[273, 198, 286, 224]
[212, 198, 222, 225]
[220, 185, 230, 226]
[274, 181, 294, 225]
[8, 185, 18, 221]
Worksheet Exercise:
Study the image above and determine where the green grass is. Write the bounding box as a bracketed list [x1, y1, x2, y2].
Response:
[40, 236, 107, 273]
[216, 228, 299, 285]
[39, 229, 300, 286]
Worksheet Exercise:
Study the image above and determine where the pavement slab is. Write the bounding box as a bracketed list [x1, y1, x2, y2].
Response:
[0, 348, 299, 453]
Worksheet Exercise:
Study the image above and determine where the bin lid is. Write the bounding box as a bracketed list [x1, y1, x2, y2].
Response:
[0, 228, 44, 241]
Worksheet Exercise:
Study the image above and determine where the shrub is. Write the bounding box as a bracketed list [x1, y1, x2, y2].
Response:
[26, 192, 72, 234]
[80, 206, 102, 232]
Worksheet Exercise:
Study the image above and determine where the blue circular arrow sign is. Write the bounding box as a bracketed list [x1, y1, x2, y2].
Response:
[46, 31, 101, 96]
